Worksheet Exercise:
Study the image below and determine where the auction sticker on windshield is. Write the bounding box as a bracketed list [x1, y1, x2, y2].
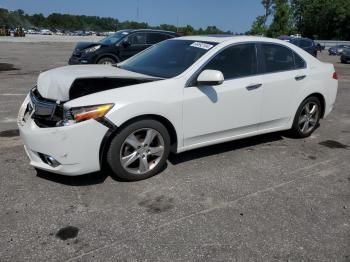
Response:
[190, 42, 214, 50]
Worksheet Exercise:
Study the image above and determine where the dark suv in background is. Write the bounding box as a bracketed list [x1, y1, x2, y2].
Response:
[69, 29, 179, 65]
[278, 36, 318, 57]
[340, 48, 350, 63]
[289, 37, 317, 57]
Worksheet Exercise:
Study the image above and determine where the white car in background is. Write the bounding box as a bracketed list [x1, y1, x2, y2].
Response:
[18, 36, 338, 181]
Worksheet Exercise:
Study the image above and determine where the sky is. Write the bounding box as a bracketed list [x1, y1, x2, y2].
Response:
[0, 0, 264, 33]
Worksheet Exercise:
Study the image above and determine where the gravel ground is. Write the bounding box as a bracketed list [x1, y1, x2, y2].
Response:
[0, 41, 349, 262]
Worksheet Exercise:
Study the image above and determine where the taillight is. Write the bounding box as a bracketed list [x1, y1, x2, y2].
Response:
[332, 72, 338, 80]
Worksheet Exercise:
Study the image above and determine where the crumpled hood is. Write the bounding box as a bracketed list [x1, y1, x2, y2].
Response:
[37, 65, 156, 101]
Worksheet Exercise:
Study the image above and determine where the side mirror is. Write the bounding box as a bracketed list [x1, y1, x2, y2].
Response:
[197, 70, 224, 86]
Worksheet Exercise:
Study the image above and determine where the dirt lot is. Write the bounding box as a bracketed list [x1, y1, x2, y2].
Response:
[0, 40, 349, 261]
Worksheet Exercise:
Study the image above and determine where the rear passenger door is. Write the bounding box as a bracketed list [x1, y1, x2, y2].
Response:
[258, 43, 307, 130]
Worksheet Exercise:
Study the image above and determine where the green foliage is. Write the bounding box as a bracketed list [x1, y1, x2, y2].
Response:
[267, 0, 293, 37]
[251, 15, 267, 35]
[291, 0, 350, 40]
[251, 0, 350, 40]
[0, 8, 232, 35]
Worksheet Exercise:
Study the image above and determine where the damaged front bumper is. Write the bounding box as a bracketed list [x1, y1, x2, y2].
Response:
[18, 94, 109, 176]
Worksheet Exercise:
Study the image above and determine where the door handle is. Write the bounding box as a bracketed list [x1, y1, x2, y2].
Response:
[295, 75, 306, 81]
[246, 83, 262, 91]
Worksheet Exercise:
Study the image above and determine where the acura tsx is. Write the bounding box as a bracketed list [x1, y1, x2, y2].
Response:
[18, 36, 338, 181]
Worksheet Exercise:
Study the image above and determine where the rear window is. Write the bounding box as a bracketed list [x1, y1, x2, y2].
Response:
[261, 43, 295, 73]
[261, 43, 306, 73]
[147, 33, 172, 45]
[293, 52, 306, 69]
[299, 39, 313, 48]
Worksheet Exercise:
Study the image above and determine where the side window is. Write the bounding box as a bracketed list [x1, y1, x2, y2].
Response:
[147, 33, 170, 45]
[299, 39, 312, 48]
[290, 39, 300, 47]
[129, 33, 146, 45]
[261, 44, 295, 73]
[202, 44, 257, 79]
[293, 52, 306, 69]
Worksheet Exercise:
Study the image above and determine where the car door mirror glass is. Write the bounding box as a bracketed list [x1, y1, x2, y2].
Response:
[197, 70, 224, 86]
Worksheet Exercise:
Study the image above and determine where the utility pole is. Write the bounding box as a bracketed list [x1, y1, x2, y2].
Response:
[176, 16, 179, 32]
[136, 0, 140, 22]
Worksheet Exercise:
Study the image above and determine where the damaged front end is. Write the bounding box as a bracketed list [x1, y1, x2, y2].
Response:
[27, 87, 64, 127]
[26, 76, 158, 128]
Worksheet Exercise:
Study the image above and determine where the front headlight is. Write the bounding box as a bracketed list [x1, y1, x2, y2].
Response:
[57, 104, 114, 126]
[83, 45, 101, 53]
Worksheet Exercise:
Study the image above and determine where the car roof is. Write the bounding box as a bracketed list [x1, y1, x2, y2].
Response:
[119, 29, 178, 35]
[172, 35, 295, 45]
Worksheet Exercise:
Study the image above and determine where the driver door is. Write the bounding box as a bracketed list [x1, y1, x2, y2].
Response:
[120, 32, 148, 60]
[183, 43, 262, 147]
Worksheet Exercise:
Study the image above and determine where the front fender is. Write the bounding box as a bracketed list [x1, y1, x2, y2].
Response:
[105, 101, 183, 148]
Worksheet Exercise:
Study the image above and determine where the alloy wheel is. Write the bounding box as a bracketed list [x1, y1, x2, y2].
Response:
[298, 101, 319, 134]
[119, 128, 165, 175]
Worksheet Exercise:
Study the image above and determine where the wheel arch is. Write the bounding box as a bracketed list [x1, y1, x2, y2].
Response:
[305, 92, 326, 118]
[99, 114, 178, 169]
[96, 53, 120, 64]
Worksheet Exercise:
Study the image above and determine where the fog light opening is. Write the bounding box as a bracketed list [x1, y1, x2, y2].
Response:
[38, 153, 61, 167]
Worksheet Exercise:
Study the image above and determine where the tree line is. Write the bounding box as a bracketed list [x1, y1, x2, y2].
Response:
[0, 8, 234, 35]
[250, 0, 350, 40]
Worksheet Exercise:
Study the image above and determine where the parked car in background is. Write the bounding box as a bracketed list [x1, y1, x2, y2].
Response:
[289, 37, 318, 57]
[19, 36, 338, 181]
[68, 29, 179, 65]
[278, 36, 317, 57]
[328, 45, 350, 55]
[340, 48, 350, 63]
[40, 29, 53, 35]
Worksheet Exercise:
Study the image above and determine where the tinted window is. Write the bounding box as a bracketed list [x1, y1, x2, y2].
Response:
[299, 39, 313, 48]
[119, 40, 216, 78]
[129, 33, 146, 45]
[147, 33, 172, 44]
[261, 44, 295, 73]
[202, 44, 257, 79]
[294, 52, 306, 69]
[99, 31, 129, 45]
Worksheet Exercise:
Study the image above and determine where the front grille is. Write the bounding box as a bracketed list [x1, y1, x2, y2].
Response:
[72, 51, 82, 58]
[30, 88, 64, 127]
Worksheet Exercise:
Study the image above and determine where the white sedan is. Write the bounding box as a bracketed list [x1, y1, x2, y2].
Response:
[18, 36, 338, 181]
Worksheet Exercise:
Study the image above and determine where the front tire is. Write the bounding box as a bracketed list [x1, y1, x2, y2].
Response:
[107, 119, 170, 181]
[97, 57, 117, 65]
[290, 96, 321, 138]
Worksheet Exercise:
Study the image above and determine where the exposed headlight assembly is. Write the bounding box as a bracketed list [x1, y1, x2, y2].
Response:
[83, 45, 101, 53]
[57, 104, 114, 126]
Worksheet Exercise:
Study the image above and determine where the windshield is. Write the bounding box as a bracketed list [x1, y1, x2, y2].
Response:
[119, 40, 217, 78]
[99, 31, 129, 45]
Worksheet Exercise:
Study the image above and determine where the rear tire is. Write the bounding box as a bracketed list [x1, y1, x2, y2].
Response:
[107, 119, 170, 181]
[290, 96, 321, 138]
